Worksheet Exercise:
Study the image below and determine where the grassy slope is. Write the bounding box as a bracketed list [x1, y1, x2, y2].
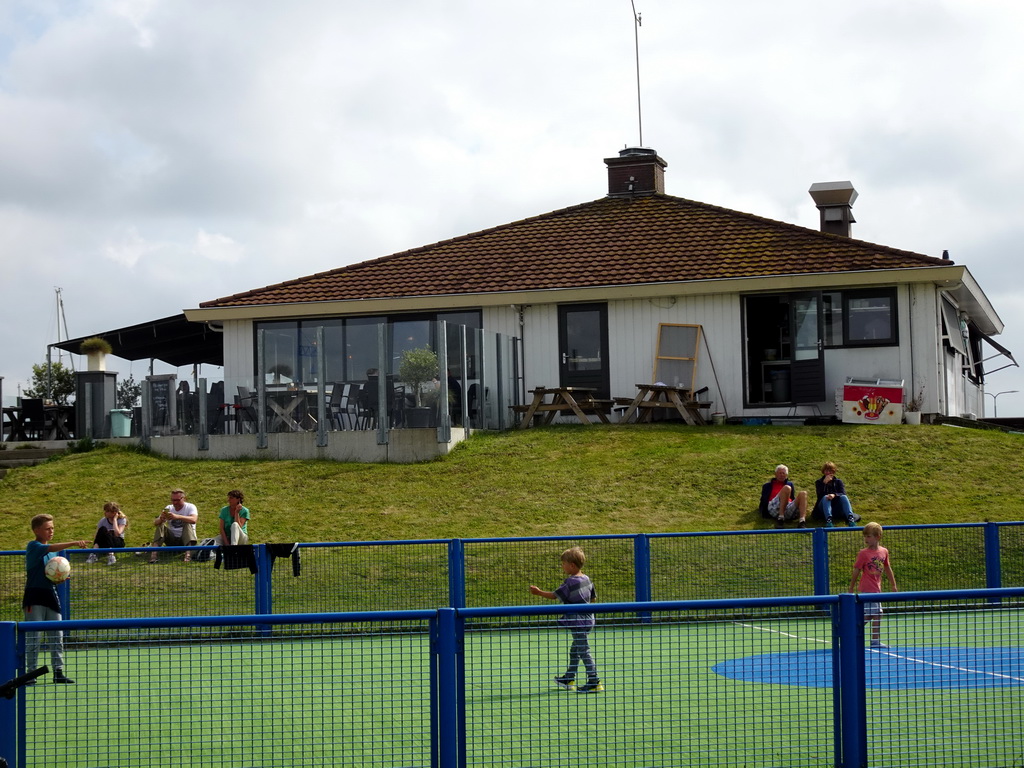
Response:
[1, 423, 1021, 549]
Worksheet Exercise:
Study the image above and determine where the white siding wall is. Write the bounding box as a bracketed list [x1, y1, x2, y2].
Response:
[222, 319, 254, 399]
[216, 279, 969, 424]
[608, 295, 742, 415]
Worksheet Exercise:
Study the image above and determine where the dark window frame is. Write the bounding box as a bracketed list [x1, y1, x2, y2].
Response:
[822, 287, 899, 349]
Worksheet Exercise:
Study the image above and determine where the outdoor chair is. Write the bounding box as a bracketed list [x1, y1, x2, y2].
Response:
[355, 380, 377, 430]
[19, 398, 50, 441]
[327, 383, 356, 430]
[235, 386, 259, 433]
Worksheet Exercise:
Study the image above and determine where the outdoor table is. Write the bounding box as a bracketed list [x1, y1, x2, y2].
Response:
[618, 383, 707, 426]
[513, 386, 612, 428]
[2, 406, 26, 441]
[44, 405, 74, 439]
[268, 390, 316, 431]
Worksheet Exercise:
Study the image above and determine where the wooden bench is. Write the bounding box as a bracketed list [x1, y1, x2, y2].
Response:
[511, 395, 615, 426]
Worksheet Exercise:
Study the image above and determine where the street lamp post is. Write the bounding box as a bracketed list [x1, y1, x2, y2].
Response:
[985, 390, 1018, 418]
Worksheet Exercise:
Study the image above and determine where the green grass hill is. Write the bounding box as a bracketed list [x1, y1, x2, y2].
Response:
[1, 423, 1021, 549]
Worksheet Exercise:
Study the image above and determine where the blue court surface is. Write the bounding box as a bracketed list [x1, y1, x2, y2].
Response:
[713, 647, 1024, 689]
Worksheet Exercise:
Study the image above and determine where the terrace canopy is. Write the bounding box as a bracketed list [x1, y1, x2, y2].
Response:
[54, 314, 224, 368]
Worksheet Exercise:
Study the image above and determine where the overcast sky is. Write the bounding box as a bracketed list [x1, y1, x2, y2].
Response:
[2, 1, 1023, 416]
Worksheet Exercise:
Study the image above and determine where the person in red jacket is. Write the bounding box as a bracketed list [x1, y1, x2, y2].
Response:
[759, 464, 808, 528]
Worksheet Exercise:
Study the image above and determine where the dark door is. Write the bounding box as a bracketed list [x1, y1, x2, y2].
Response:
[558, 303, 610, 398]
[790, 293, 826, 403]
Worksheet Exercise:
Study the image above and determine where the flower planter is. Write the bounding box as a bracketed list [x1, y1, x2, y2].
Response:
[405, 407, 434, 428]
[86, 351, 107, 371]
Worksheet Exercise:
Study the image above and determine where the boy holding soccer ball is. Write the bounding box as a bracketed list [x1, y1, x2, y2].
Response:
[23, 514, 87, 684]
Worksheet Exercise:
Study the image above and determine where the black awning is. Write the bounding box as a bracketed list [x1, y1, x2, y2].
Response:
[53, 314, 224, 368]
[980, 331, 1018, 376]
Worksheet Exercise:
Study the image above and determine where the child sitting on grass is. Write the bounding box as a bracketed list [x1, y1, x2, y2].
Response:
[85, 501, 127, 565]
[849, 521, 898, 648]
[529, 546, 603, 693]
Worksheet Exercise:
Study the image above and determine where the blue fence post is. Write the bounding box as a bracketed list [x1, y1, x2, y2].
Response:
[813, 528, 830, 595]
[985, 522, 1002, 590]
[837, 593, 865, 768]
[0, 622, 18, 768]
[633, 534, 651, 602]
[57, 578, 71, 621]
[633, 534, 652, 623]
[448, 540, 466, 609]
[254, 544, 272, 615]
[435, 608, 462, 768]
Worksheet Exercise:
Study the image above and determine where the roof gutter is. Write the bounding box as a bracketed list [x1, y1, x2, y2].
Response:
[184, 265, 969, 322]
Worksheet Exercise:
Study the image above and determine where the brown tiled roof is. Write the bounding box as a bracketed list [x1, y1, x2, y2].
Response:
[200, 193, 951, 308]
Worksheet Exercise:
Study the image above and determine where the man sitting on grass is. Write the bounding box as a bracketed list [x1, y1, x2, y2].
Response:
[150, 489, 199, 563]
[759, 464, 808, 528]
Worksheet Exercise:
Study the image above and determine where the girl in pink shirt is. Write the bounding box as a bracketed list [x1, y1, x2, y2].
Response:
[849, 522, 898, 648]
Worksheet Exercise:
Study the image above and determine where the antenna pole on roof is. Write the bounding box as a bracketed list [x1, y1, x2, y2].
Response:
[630, 0, 643, 147]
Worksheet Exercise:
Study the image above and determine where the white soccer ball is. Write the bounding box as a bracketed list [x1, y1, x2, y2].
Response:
[44, 556, 72, 584]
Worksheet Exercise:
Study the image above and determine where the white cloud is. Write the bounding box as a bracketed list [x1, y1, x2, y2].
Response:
[195, 229, 243, 264]
[2, 0, 1024, 415]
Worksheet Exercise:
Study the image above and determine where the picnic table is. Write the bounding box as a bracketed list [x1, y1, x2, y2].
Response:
[2, 406, 26, 441]
[512, 387, 613, 428]
[616, 383, 710, 425]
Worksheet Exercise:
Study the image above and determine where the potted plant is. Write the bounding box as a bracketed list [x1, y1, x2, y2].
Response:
[904, 389, 924, 425]
[80, 337, 112, 371]
[398, 347, 439, 427]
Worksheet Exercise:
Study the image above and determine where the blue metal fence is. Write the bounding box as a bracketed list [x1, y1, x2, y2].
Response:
[3, 522, 1022, 621]
[4, 588, 1024, 767]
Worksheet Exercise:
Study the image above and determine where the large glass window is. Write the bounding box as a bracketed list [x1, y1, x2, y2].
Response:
[255, 311, 482, 384]
[345, 317, 386, 380]
[261, 321, 299, 384]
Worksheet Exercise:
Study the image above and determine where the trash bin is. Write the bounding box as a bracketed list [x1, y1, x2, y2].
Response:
[769, 369, 790, 402]
[110, 409, 132, 437]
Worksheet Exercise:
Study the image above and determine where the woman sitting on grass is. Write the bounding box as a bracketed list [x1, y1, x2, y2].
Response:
[814, 461, 856, 528]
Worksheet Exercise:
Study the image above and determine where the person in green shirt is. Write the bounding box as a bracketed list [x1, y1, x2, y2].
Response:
[216, 489, 250, 546]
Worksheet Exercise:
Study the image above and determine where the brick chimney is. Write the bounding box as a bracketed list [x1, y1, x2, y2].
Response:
[808, 181, 858, 237]
[605, 147, 667, 197]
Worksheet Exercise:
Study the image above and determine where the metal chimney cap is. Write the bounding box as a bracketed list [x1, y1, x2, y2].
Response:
[808, 181, 858, 207]
[619, 147, 659, 158]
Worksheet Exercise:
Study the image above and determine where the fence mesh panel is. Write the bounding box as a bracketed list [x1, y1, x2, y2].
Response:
[19, 619, 432, 768]
[650, 531, 816, 599]
[463, 537, 635, 607]
[827, 526, 988, 594]
[63, 546, 256, 619]
[2, 523, 1022, 623]
[863, 595, 1024, 768]
[999, 523, 1024, 587]
[462, 605, 835, 767]
[272, 543, 449, 613]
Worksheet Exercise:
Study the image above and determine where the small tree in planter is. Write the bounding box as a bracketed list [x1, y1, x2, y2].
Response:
[80, 337, 113, 371]
[398, 347, 439, 408]
[116, 374, 142, 410]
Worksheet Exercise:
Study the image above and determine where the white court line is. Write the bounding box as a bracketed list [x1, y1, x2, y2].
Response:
[734, 621, 830, 645]
[872, 649, 1024, 683]
[735, 622, 1024, 683]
